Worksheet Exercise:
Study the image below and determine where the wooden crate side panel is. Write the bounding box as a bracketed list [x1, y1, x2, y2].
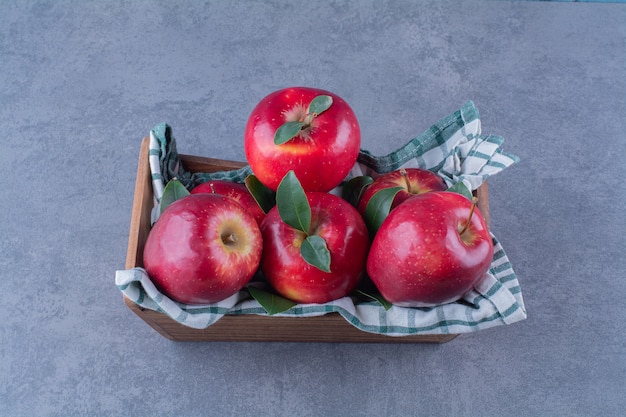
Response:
[180, 153, 247, 173]
[125, 137, 154, 270]
[124, 296, 457, 343]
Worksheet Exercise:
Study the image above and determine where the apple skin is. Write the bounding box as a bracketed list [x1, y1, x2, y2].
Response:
[191, 180, 265, 226]
[143, 193, 263, 304]
[357, 168, 447, 216]
[366, 191, 493, 307]
[244, 86, 361, 192]
[260, 192, 370, 304]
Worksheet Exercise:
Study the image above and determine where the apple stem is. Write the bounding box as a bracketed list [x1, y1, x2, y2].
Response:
[459, 197, 479, 235]
[400, 168, 413, 193]
[221, 232, 238, 245]
[300, 112, 318, 128]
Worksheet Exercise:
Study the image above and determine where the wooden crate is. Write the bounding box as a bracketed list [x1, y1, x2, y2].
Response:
[122, 136, 490, 343]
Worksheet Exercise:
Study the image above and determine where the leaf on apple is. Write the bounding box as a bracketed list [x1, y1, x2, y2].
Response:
[300, 235, 331, 273]
[159, 178, 190, 215]
[364, 186, 403, 236]
[355, 289, 393, 311]
[274, 121, 305, 145]
[276, 171, 333, 273]
[276, 170, 311, 233]
[447, 181, 473, 201]
[247, 285, 297, 315]
[307, 95, 333, 115]
[273, 95, 333, 145]
[244, 174, 276, 214]
[342, 175, 374, 207]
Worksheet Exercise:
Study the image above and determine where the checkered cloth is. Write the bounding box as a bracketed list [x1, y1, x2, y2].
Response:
[115, 101, 526, 336]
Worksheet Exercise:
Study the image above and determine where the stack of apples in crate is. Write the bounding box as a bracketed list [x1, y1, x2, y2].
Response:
[142, 87, 493, 311]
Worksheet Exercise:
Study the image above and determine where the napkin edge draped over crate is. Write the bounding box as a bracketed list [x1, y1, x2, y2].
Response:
[115, 101, 527, 336]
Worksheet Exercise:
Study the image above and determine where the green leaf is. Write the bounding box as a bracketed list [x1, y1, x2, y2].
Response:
[159, 178, 190, 215]
[447, 181, 473, 200]
[341, 175, 373, 207]
[355, 289, 393, 310]
[248, 285, 297, 315]
[274, 121, 304, 145]
[307, 95, 333, 115]
[244, 174, 276, 214]
[276, 171, 311, 233]
[300, 235, 331, 272]
[364, 186, 403, 235]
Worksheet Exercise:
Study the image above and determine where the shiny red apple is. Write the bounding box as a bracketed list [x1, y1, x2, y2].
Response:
[260, 192, 370, 304]
[143, 193, 263, 304]
[357, 168, 447, 216]
[190, 180, 265, 226]
[366, 191, 493, 307]
[244, 86, 361, 192]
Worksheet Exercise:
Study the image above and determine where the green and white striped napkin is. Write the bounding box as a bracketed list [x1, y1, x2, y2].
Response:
[115, 101, 526, 336]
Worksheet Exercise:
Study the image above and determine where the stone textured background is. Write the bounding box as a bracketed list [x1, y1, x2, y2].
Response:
[1, 1, 624, 416]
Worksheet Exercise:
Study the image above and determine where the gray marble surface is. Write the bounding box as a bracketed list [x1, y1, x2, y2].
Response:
[1, 1, 624, 416]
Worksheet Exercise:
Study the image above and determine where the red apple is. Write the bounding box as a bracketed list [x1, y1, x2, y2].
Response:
[244, 86, 361, 192]
[366, 191, 493, 307]
[357, 168, 447, 216]
[260, 192, 370, 304]
[190, 180, 265, 226]
[143, 193, 263, 304]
